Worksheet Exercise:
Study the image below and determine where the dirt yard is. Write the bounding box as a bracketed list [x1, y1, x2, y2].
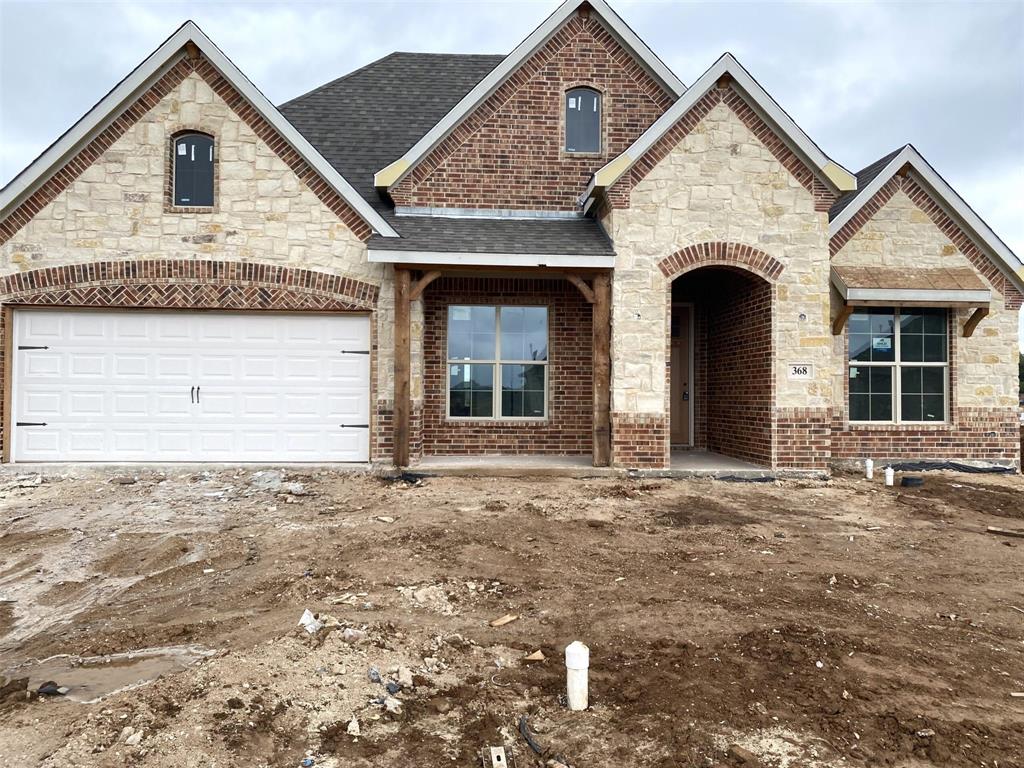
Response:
[0, 465, 1022, 768]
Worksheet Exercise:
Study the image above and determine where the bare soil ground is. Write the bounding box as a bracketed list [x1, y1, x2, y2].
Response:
[0, 466, 1022, 768]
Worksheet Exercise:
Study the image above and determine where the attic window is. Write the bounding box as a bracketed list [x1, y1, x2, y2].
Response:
[565, 87, 601, 153]
[173, 132, 214, 207]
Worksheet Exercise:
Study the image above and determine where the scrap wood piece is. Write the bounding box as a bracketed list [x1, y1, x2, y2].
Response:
[1010, 692, 1024, 698]
[523, 649, 546, 662]
[986, 526, 1024, 539]
[489, 613, 519, 628]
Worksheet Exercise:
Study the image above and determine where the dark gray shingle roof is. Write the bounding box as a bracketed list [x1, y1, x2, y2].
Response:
[830, 146, 906, 221]
[279, 52, 504, 215]
[279, 52, 614, 257]
[367, 215, 614, 256]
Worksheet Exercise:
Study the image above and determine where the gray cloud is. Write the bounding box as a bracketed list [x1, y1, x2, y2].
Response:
[1, 0, 1021, 345]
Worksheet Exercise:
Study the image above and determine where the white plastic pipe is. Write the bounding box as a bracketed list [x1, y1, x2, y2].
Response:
[865, 458, 874, 480]
[884, 466, 894, 487]
[565, 640, 589, 711]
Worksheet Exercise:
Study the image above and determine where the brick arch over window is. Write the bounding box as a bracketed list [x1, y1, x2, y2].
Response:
[0, 260, 379, 311]
[658, 242, 785, 283]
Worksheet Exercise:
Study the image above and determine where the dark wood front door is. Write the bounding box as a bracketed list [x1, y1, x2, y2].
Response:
[670, 305, 691, 446]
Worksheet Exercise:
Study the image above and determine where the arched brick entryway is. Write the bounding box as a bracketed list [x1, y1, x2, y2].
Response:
[662, 243, 780, 469]
[0, 259, 380, 458]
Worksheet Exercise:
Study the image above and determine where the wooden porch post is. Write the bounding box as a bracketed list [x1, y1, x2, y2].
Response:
[393, 268, 411, 467]
[592, 273, 611, 466]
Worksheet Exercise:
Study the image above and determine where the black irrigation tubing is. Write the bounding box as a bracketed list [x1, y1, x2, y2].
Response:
[519, 714, 572, 765]
[889, 461, 1015, 474]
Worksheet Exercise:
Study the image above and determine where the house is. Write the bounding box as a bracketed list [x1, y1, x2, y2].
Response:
[0, 0, 1021, 471]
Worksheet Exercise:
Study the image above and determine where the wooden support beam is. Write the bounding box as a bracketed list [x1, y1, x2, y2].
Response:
[565, 274, 595, 304]
[393, 269, 412, 467]
[592, 273, 612, 467]
[832, 304, 854, 336]
[409, 270, 442, 302]
[962, 306, 989, 338]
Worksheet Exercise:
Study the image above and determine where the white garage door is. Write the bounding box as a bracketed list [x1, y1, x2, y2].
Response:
[11, 309, 370, 463]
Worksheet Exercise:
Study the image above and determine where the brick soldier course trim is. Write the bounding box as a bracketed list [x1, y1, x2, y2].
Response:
[658, 242, 786, 283]
[0, 53, 374, 246]
[607, 84, 838, 212]
[830, 173, 1023, 310]
[0, 260, 379, 310]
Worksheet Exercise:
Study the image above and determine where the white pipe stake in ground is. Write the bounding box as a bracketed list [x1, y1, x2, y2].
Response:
[565, 640, 590, 711]
[865, 458, 874, 480]
[884, 466, 894, 487]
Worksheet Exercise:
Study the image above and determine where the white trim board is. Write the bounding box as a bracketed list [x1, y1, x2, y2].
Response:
[373, 0, 686, 189]
[0, 21, 399, 238]
[828, 145, 1023, 293]
[584, 52, 857, 202]
[367, 249, 615, 269]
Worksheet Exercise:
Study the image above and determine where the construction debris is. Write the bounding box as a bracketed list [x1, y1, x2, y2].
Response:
[489, 613, 519, 628]
[986, 525, 1024, 539]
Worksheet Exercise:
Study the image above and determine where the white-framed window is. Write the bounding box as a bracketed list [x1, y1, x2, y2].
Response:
[848, 307, 949, 424]
[565, 87, 601, 153]
[446, 305, 548, 420]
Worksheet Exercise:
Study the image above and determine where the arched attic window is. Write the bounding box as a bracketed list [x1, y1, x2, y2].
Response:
[172, 132, 214, 207]
[565, 87, 601, 153]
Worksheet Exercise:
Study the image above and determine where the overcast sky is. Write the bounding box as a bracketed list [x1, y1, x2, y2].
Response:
[1, 0, 1022, 347]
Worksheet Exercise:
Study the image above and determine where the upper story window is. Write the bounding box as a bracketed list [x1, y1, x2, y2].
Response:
[173, 132, 214, 207]
[565, 87, 601, 153]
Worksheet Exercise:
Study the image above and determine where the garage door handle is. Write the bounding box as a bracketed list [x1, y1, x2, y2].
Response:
[340, 350, 370, 355]
[190, 386, 195, 404]
[339, 424, 369, 429]
[196, 386, 200, 403]
[16, 422, 47, 427]
[17, 345, 49, 351]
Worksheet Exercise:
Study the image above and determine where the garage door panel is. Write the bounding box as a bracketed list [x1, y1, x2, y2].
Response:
[13, 310, 370, 462]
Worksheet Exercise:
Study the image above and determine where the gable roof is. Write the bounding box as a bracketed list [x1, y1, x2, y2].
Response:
[372, 0, 686, 190]
[584, 53, 857, 202]
[828, 144, 1024, 291]
[280, 52, 503, 215]
[0, 20, 399, 238]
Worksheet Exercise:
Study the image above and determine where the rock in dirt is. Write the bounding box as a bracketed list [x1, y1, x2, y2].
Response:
[397, 666, 414, 688]
[346, 717, 360, 737]
[341, 628, 366, 644]
[368, 667, 382, 684]
[382, 694, 402, 715]
[124, 730, 143, 747]
[727, 744, 761, 767]
[412, 585, 454, 614]
[524, 650, 546, 662]
[109, 475, 137, 485]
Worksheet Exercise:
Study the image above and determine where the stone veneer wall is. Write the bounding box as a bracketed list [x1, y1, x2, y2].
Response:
[0, 57, 394, 461]
[419, 277, 593, 456]
[389, 9, 673, 212]
[604, 92, 834, 469]
[831, 182, 1021, 466]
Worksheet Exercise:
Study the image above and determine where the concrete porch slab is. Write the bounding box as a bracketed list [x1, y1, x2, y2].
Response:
[634, 450, 777, 480]
[408, 455, 624, 478]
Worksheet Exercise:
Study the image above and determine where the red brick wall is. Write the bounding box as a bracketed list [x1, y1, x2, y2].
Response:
[669, 267, 773, 466]
[831, 408, 1020, 465]
[390, 10, 674, 212]
[703, 272, 773, 465]
[776, 408, 832, 469]
[611, 412, 668, 468]
[420, 277, 592, 456]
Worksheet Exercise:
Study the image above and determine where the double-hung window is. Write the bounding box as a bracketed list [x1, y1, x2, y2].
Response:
[848, 307, 948, 423]
[447, 305, 548, 419]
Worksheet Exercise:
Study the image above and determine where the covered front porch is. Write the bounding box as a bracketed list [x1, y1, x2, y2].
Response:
[387, 262, 613, 469]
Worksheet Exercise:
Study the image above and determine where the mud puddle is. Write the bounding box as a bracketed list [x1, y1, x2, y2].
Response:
[5, 644, 215, 703]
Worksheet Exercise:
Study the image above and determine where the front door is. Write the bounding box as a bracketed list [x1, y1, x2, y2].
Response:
[670, 305, 691, 446]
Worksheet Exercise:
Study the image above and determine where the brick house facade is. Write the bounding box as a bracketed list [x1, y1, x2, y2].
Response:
[1, 0, 1020, 470]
